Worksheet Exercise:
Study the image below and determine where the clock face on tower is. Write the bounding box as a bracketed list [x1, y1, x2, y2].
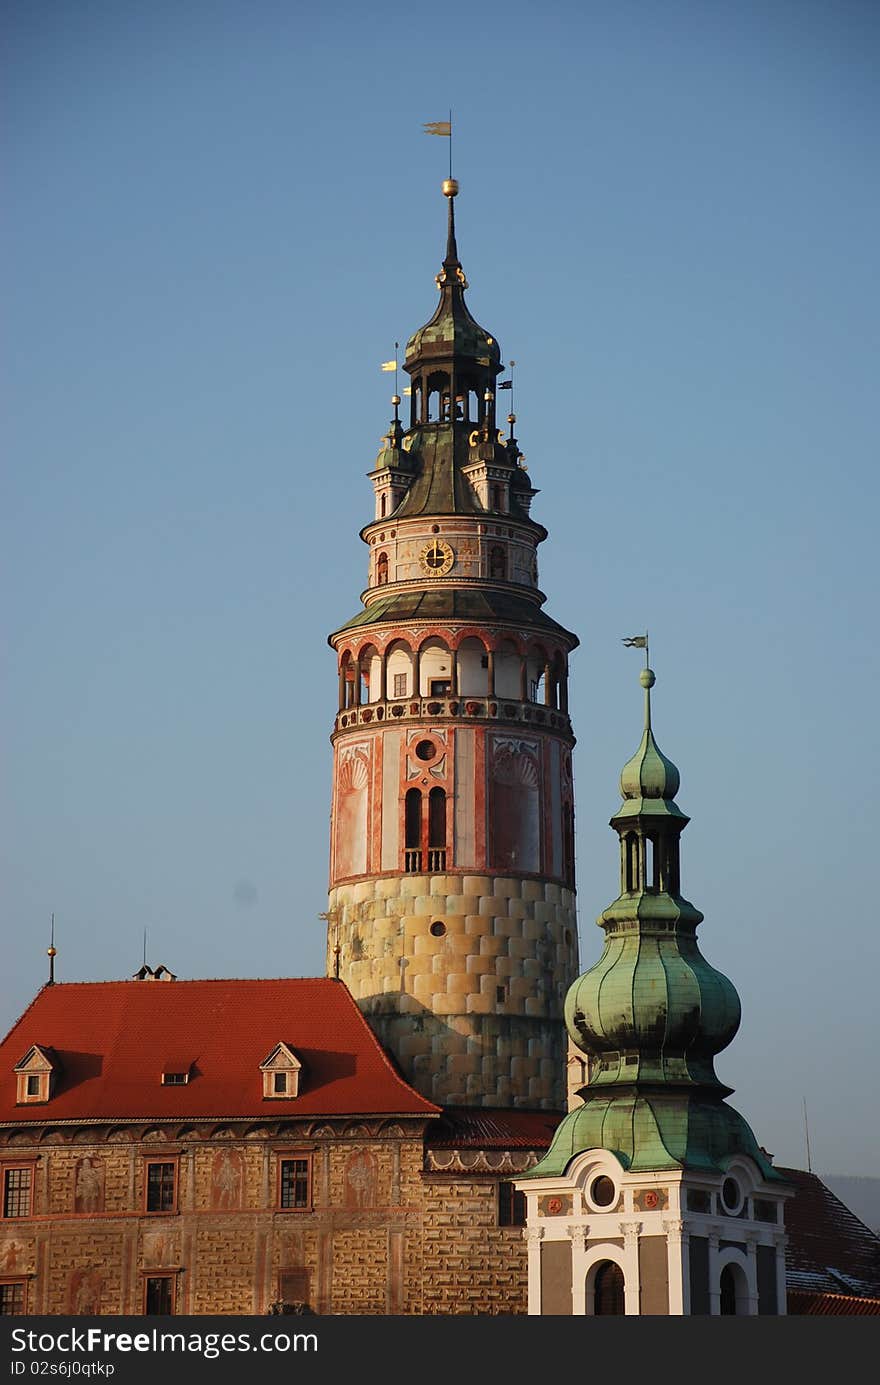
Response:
[419, 539, 455, 576]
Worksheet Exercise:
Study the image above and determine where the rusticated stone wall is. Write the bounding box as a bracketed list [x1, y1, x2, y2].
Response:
[327, 873, 577, 1109]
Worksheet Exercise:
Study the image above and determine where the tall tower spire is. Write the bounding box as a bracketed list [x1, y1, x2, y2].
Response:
[516, 666, 791, 1316]
[325, 182, 580, 1109]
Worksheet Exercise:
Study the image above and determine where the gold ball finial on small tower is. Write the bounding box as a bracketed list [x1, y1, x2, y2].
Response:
[442, 178, 459, 198]
[47, 911, 57, 984]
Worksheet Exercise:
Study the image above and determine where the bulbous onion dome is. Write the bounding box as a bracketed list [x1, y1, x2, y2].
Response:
[564, 933, 742, 1081]
[619, 668, 680, 801]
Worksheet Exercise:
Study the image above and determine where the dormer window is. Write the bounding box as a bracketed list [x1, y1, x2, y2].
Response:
[13, 1045, 58, 1104]
[260, 1042, 302, 1100]
[160, 1059, 192, 1086]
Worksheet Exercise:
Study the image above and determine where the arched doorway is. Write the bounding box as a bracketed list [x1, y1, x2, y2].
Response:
[592, 1260, 625, 1316]
[719, 1262, 749, 1315]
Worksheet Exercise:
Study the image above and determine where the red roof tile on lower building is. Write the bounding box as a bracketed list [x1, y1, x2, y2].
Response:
[778, 1167, 880, 1304]
[0, 979, 439, 1123]
[787, 1291, 880, 1315]
[427, 1107, 564, 1149]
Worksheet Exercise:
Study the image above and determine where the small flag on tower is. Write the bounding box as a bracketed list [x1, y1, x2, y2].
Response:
[424, 120, 451, 136]
[380, 360, 397, 372]
[622, 635, 648, 648]
[498, 380, 513, 390]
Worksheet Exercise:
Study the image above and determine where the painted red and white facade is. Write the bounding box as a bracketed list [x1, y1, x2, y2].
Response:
[326, 183, 580, 1108]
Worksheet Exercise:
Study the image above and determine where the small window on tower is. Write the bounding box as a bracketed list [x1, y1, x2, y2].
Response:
[489, 545, 506, 580]
[393, 673, 407, 698]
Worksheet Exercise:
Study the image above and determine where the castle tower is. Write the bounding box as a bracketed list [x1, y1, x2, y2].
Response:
[517, 664, 791, 1313]
[325, 181, 580, 1109]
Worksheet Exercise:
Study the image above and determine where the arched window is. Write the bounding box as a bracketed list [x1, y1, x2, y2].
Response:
[593, 1261, 625, 1316]
[625, 833, 638, 892]
[376, 552, 389, 586]
[492, 484, 503, 511]
[489, 545, 505, 580]
[428, 788, 446, 871]
[645, 836, 658, 891]
[380, 493, 387, 518]
[405, 790, 422, 873]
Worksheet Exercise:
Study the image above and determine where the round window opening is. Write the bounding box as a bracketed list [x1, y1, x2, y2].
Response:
[414, 739, 437, 762]
[590, 1175, 616, 1208]
[721, 1177, 743, 1213]
[429, 921, 447, 937]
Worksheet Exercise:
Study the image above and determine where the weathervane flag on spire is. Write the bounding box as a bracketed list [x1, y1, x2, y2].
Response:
[424, 120, 451, 136]
[622, 636, 648, 648]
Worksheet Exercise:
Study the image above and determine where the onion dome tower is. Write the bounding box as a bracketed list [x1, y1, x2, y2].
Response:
[516, 666, 791, 1315]
[325, 181, 580, 1109]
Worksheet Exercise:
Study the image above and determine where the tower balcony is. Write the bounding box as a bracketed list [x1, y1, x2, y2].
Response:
[333, 694, 574, 740]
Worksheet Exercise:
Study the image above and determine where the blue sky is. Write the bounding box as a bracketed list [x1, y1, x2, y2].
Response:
[4, 0, 878, 1176]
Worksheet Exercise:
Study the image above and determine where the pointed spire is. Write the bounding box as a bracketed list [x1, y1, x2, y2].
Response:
[443, 178, 460, 267]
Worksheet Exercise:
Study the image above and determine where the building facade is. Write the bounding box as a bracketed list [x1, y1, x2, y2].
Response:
[0, 977, 550, 1316]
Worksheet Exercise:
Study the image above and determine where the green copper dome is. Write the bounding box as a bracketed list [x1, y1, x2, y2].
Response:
[526, 1090, 781, 1181]
[565, 922, 742, 1084]
[619, 669, 681, 801]
[522, 662, 784, 1183]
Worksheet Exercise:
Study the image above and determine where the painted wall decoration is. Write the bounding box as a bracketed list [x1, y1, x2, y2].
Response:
[69, 1266, 103, 1315]
[334, 742, 371, 878]
[490, 736, 541, 872]
[1, 1239, 32, 1275]
[344, 1150, 377, 1209]
[211, 1148, 244, 1210]
[142, 1230, 179, 1268]
[74, 1156, 105, 1213]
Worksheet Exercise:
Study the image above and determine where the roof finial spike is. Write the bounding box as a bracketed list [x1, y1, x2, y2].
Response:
[442, 176, 460, 265]
[622, 632, 651, 727]
[47, 912, 57, 985]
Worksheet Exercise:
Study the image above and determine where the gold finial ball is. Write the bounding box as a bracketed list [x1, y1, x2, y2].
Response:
[391, 395, 401, 406]
[442, 178, 459, 198]
[640, 668, 656, 689]
[47, 946, 57, 957]
[507, 413, 516, 425]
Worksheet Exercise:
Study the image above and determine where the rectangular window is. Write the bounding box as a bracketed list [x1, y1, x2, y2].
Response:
[393, 673, 406, 698]
[161, 1072, 187, 1086]
[144, 1276, 175, 1315]
[2, 1168, 32, 1219]
[429, 680, 450, 696]
[26, 1076, 40, 1097]
[144, 1161, 177, 1214]
[278, 1157, 311, 1211]
[273, 1072, 288, 1094]
[0, 1281, 26, 1315]
[498, 1180, 526, 1227]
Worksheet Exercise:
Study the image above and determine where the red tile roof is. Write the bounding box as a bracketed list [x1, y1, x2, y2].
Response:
[0, 980, 439, 1123]
[778, 1167, 880, 1304]
[786, 1291, 880, 1316]
[428, 1107, 564, 1149]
